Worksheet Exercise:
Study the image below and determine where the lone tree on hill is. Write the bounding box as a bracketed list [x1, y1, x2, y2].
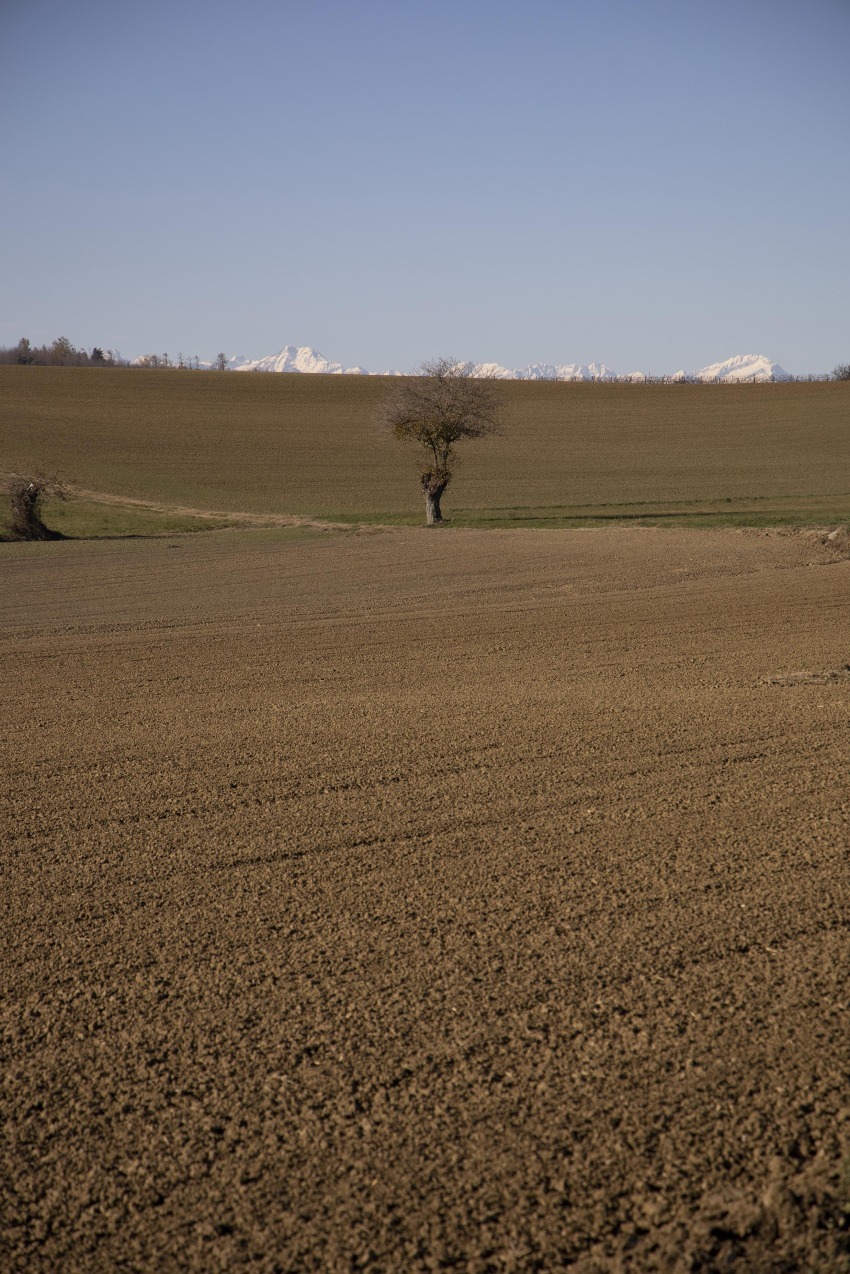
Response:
[2, 473, 69, 540]
[383, 357, 501, 525]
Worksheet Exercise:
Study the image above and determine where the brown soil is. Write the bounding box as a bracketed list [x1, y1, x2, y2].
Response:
[3, 526, 850, 1272]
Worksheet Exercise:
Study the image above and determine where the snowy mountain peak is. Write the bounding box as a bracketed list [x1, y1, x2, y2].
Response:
[232, 345, 367, 375]
[458, 361, 516, 379]
[691, 353, 790, 383]
[520, 361, 617, 381]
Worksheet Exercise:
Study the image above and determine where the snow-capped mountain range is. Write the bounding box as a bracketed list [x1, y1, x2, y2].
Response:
[223, 347, 791, 382]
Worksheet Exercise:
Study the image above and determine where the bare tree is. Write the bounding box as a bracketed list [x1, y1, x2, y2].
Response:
[832, 363, 850, 381]
[2, 473, 70, 540]
[215, 352, 228, 371]
[383, 357, 501, 525]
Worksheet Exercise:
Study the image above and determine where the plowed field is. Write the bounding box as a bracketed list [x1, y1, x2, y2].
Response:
[3, 527, 850, 1271]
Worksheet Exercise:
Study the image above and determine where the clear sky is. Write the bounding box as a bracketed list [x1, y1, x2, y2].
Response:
[3, 0, 848, 374]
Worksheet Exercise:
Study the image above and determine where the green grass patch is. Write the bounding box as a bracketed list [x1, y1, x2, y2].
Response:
[2, 495, 235, 539]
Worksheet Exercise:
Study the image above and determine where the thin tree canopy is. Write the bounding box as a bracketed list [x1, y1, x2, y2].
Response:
[383, 357, 501, 524]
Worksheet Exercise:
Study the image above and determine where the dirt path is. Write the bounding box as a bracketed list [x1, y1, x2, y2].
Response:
[74, 486, 371, 532]
[3, 528, 850, 1271]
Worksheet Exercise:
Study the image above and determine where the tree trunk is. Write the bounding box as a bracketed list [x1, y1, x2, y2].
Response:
[425, 487, 446, 524]
[421, 470, 450, 525]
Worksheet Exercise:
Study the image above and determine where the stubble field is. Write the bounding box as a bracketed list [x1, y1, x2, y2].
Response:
[3, 520, 850, 1271]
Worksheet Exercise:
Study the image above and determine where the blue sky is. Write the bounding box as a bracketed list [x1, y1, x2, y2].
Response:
[2, 0, 848, 373]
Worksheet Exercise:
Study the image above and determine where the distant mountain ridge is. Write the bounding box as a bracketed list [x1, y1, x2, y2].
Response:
[230, 345, 368, 375]
[228, 347, 792, 382]
[669, 353, 791, 383]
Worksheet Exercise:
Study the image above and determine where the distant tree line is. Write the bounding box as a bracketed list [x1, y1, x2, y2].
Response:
[132, 352, 207, 369]
[0, 337, 219, 370]
[0, 336, 127, 367]
[120, 352, 226, 369]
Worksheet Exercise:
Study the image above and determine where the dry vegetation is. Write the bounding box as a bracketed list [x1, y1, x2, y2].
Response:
[3, 369, 850, 1269]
